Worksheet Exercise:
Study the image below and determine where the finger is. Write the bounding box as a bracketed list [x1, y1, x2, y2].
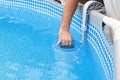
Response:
[72, 36, 74, 40]
[68, 41, 72, 45]
[64, 40, 70, 45]
[56, 39, 62, 45]
[62, 38, 70, 45]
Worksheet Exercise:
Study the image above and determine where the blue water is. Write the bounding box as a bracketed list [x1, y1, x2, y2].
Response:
[0, 4, 106, 80]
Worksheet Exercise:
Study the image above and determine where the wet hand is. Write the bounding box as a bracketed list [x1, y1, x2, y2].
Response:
[57, 29, 73, 45]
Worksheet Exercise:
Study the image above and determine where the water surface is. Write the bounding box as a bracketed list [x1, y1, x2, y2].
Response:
[0, 4, 106, 80]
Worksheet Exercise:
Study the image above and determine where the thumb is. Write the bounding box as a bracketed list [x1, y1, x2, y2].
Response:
[56, 39, 62, 45]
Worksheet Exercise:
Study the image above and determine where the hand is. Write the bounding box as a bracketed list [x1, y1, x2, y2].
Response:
[57, 28, 73, 45]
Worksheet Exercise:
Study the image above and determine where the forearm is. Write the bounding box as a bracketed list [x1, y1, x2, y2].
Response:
[61, 0, 79, 31]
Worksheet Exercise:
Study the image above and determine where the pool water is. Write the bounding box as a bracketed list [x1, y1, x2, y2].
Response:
[0, 5, 106, 80]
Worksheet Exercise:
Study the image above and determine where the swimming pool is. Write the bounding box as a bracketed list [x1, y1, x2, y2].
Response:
[0, 0, 114, 80]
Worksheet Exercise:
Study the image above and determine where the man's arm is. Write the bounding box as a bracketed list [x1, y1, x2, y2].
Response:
[57, 0, 79, 45]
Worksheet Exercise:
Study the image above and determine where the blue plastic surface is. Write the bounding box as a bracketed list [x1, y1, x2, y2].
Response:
[0, 1, 106, 80]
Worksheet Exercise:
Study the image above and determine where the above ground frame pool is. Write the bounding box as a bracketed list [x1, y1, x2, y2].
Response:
[0, 0, 114, 80]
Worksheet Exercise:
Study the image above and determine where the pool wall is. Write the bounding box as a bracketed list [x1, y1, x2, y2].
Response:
[0, 0, 114, 80]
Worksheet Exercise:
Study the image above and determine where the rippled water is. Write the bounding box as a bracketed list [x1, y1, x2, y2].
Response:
[0, 3, 106, 80]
